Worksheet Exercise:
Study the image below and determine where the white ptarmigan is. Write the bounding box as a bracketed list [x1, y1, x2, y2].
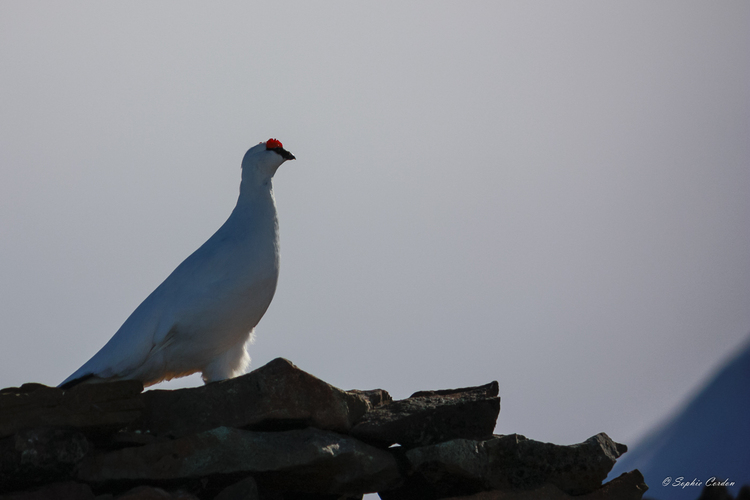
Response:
[59, 139, 295, 389]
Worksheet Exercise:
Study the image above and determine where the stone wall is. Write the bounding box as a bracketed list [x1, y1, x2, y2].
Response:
[0, 358, 647, 500]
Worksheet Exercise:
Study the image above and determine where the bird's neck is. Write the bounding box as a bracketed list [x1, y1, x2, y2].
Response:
[231, 179, 278, 226]
[237, 177, 274, 204]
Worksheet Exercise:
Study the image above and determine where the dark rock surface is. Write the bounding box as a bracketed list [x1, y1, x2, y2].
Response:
[0, 481, 95, 500]
[0, 358, 645, 500]
[351, 382, 500, 448]
[348, 389, 393, 409]
[111, 485, 200, 499]
[213, 477, 259, 500]
[378, 432, 626, 500]
[695, 484, 750, 500]
[0, 428, 89, 491]
[77, 426, 401, 495]
[440, 470, 648, 500]
[131, 358, 369, 437]
[0, 381, 143, 439]
[484, 432, 626, 494]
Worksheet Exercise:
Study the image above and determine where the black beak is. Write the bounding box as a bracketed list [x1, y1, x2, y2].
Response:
[274, 147, 296, 161]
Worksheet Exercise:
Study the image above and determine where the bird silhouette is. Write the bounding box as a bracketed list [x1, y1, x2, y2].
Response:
[59, 139, 295, 388]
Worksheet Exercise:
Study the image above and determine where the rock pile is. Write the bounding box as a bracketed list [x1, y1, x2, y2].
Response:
[0, 358, 647, 500]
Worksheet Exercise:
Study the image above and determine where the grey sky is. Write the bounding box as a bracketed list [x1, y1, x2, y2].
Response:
[1, 2, 748, 448]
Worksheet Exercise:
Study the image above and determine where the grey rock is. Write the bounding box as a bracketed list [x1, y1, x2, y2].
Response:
[592, 471, 649, 500]
[113, 486, 199, 500]
[108, 431, 161, 448]
[0, 428, 90, 492]
[439, 470, 648, 500]
[379, 439, 488, 500]
[696, 483, 735, 500]
[0, 381, 143, 439]
[213, 477, 258, 500]
[347, 389, 392, 409]
[486, 433, 627, 495]
[0, 481, 95, 500]
[130, 358, 369, 437]
[379, 432, 627, 500]
[78, 427, 401, 496]
[351, 382, 500, 448]
[0, 360, 641, 500]
[484, 433, 626, 494]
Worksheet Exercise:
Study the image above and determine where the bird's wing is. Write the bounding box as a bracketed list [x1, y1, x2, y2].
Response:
[59, 221, 266, 388]
[58, 288, 175, 387]
[59, 234, 236, 387]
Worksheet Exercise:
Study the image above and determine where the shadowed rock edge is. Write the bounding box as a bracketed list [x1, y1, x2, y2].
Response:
[0, 358, 648, 500]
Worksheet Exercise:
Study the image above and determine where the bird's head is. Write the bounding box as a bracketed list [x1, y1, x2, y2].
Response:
[241, 139, 295, 184]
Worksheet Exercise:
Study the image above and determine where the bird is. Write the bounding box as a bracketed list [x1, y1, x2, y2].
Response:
[59, 139, 295, 389]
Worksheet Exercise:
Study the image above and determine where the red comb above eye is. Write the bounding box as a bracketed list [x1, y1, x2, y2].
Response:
[266, 138, 283, 149]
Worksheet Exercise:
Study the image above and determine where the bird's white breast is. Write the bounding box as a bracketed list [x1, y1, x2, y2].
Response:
[156, 190, 280, 353]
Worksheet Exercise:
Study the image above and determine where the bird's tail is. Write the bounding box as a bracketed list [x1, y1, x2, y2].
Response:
[58, 372, 99, 390]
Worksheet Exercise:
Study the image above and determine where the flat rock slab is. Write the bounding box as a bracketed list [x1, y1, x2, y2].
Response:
[0, 428, 90, 491]
[213, 477, 259, 500]
[0, 481, 96, 500]
[0, 381, 144, 439]
[129, 358, 369, 437]
[380, 432, 627, 500]
[112, 486, 200, 500]
[77, 426, 402, 496]
[485, 433, 627, 494]
[347, 389, 392, 408]
[446, 470, 648, 500]
[441, 471, 649, 500]
[351, 382, 500, 448]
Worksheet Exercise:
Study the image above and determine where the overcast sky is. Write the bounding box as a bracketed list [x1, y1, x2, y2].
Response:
[1, 2, 748, 450]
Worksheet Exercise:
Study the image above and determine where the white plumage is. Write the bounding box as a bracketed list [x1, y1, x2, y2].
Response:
[59, 139, 295, 388]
